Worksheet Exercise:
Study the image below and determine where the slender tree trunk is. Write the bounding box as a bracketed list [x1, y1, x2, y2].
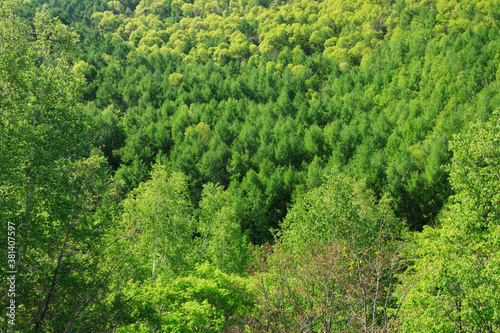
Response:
[34, 174, 82, 332]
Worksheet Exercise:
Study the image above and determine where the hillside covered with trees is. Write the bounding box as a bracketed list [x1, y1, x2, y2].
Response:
[1, 0, 500, 331]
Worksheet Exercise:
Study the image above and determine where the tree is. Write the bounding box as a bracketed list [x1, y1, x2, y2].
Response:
[0, 3, 134, 331]
[27, 153, 133, 332]
[198, 183, 249, 274]
[121, 263, 253, 332]
[400, 112, 500, 332]
[121, 165, 195, 281]
[270, 172, 407, 331]
[248, 237, 406, 332]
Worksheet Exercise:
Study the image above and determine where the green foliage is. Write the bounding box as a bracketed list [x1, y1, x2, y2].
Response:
[400, 112, 500, 332]
[121, 165, 195, 279]
[6, 0, 500, 329]
[448, 112, 500, 226]
[119, 263, 253, 332]
[0, 4, 134, 330]
[160, 263, 253, 332]
[79, 0, 499, 233]
[198, 183, 249, 274]
[249, 172, 406, 331]
[280, 172, 404, 248]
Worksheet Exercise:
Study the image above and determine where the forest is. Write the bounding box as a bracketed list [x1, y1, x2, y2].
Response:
[1, 0, 500, 331]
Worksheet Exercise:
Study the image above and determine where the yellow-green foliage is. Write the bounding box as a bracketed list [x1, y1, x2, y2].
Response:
[90, 0, 498, 69]
[7, 0, 500, 330]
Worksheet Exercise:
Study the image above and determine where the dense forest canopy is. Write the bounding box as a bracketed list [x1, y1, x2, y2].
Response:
[1, 0, 500, 331]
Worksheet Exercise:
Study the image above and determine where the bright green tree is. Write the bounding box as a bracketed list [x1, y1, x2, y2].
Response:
[198, 183, 249, 274]
[0, 3, 134, 331]
[120, 263, 253, 332]
[121, 165, 195, 280]
[401, 112, 500, 332]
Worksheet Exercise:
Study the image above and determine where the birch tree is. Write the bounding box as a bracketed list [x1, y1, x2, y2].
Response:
[1, 3, 134, 331]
